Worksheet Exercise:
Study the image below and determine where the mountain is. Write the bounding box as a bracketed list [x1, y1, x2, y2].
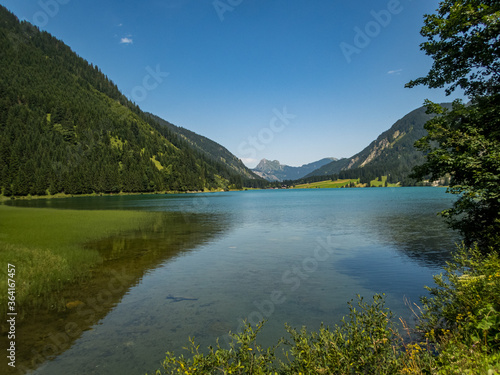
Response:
[253, 158, 337, 181]
[0, 6, 263, 196]
[304, 104, 452, 185]
[146, 113, 259, 180]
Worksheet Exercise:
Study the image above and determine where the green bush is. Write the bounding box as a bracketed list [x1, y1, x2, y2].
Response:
[419, 244, 500, 350]
[154, 295, 405, 375]
[152, 246, 500, 375]
[282, 295, 401, 374]
[155, 320, 280, 375]
[411, 244, 500, 374]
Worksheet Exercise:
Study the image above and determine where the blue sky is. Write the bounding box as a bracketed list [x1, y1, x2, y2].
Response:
[2, 0, 463, 168]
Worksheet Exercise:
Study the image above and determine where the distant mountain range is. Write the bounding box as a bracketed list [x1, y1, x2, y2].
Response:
[0, 4, 449, 196]
[252, 158, 337, 181]
[302, 103, 452, 185]
[253, 103, 452, 185]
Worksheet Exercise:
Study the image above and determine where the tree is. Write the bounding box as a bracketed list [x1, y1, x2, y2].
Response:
[412, 98, 500, 249]
[408, 0, 500, 250]
[406, 0, 499, 98]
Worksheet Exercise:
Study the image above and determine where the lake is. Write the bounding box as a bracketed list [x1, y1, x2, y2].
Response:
[7, 187, 459, 374]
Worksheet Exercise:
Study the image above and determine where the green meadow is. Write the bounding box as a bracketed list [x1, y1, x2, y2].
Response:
[294, 176, 401, 189]
[293, 179, 358, 189]
[0, 205, 151, 320]
[369, 176, 400, 187]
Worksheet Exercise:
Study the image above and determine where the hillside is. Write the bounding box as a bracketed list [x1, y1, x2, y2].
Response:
[0, 6, 263, 196]
[304, 104, 452, 185]
[146, 113, 259, 180]
[253, 157, 337, 181]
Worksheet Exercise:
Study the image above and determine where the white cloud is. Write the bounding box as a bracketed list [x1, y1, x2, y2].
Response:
[120, 37, 133, 45]
[387, 69, 403, 75]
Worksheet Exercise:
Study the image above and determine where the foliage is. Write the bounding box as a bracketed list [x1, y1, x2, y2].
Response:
[154, 295, 403, 374]
[153, 249, 500, 375]
[156, 321, 280, 375]
[304, 104, 448, 186]
[148, 113, 260, 181]
[0, 6, 264, 197]
[154, 2, 500, 373]
[411, 97, 500, 249]
[419, 244, 500, 351]
[412, 244, 500, 374]
[408, 0, 500, 250]
[282, 295, 401, 375]
[406, 0, 500, 97]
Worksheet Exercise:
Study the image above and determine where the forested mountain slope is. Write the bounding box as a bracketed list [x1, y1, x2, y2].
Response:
[146, 113, 259, 180]
[0, 6, 262, 196]
[304, 104, 452, 185]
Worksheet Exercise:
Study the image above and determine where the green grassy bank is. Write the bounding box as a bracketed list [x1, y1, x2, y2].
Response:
[293, 179, 359, 189]
[0, 205, 151, 319]
[369, 175, 400, 188]
[293, 177, 400, 189]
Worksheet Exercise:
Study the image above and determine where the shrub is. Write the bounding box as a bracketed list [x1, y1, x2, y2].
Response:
[154, 295, 405, 375]
[419, 244, 500, 351]
[282, 294, 401, 374]
[155, 320, 280, 374]
[152, 246, 500, 374]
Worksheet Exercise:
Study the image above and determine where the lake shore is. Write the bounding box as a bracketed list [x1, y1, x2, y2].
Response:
[0, 188, 239, 202]
[0, 188, 461, 374]
[0, 204, 226, 373]
[0, 205, 153, 320]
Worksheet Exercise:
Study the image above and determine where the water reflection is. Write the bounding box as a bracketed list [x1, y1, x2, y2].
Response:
[364, 188, 459, 269]
[381, 213, 459, 268]
[334, 188, 459, 308]
[12, 211, 230, 374]
[4, 188, 461, 375]
[88, 211, 228, 263]
[3, 193, 202, 212]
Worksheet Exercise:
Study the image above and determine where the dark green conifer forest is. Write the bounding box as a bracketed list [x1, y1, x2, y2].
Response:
[0, 6, 265, 196]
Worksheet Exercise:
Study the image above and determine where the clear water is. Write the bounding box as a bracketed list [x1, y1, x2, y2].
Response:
[9, 187, 459, 374]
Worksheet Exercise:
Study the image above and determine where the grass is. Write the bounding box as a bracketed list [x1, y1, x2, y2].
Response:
[0, 205, 151, 319]
[294, 179, 359, 189]
[369, 176, 400, 187]
[294, 177, 401, 189]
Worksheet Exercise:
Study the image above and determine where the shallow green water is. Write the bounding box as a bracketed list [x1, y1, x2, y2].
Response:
[8, 187, 458, 374]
